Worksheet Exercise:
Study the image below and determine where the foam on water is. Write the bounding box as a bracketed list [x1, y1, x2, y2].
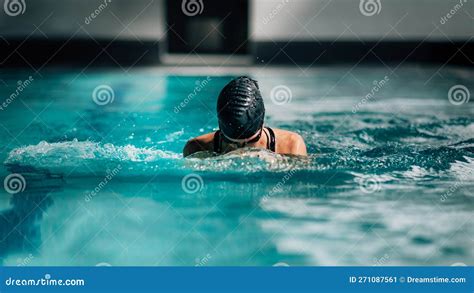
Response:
[4, 140, 181, 176]
[4, 141, 311, 176]
[5, 137, 473, 183]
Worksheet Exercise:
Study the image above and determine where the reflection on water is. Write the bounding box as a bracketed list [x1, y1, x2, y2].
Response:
[0, 174, 59, 266]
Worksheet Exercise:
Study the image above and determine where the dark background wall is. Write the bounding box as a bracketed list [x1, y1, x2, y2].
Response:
[0, 0, 472, 66]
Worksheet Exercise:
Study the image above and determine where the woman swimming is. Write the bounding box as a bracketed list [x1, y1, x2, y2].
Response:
[183, 76, 307, 157]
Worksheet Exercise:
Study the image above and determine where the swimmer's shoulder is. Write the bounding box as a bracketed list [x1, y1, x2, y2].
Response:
[183, 132, 216, 157]
[271, 128, 308, 156]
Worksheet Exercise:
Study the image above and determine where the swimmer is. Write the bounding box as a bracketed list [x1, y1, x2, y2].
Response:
[183, 76, 307, 157]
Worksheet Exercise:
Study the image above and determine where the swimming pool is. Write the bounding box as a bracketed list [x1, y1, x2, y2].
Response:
[0, 65, 473, 266]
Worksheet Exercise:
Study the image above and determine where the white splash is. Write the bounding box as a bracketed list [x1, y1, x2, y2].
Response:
[5, 139, 180, 172]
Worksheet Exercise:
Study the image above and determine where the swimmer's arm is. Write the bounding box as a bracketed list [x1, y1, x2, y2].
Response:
[290, 133, 308, 156]
[183, 138, 204, 157]
[183, 133, 214, 157]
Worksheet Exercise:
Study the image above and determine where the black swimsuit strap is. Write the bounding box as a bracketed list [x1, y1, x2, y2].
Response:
[265, 127, 276, 152]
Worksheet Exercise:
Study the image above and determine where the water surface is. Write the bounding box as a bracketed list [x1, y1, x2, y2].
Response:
[0, 66, 473, 266]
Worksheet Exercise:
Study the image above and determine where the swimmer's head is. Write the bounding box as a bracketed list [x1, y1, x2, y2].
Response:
[217, 76, 265, 141]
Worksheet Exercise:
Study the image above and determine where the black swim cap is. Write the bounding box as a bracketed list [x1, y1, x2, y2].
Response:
[217, 76, 265, 140]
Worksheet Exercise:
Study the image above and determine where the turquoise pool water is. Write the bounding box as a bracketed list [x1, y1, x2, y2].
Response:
[0, 66, 473, 266]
